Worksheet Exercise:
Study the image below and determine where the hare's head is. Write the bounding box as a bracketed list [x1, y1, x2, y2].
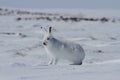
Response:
[41, 26, 53, 46]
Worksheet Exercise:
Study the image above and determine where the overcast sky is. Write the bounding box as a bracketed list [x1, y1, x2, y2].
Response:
[0, 0, 120, 9]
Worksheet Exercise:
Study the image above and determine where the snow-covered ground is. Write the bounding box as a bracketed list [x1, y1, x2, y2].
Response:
[0, 8, 120, 80]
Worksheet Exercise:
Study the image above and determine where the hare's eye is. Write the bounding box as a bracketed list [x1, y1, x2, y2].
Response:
[47, 38, 50, 40]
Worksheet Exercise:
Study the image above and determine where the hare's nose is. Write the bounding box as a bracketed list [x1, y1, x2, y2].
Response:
[43, 42, 47, 45]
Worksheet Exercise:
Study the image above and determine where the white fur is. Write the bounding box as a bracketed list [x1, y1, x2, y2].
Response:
[42, 27, 85, 65]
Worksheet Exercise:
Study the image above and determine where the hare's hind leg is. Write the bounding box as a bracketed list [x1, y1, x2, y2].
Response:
[70, 62, 82, 65]
[78, 62, 82, 65]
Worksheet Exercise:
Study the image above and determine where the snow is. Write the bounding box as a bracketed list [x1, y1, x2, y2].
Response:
[0, 8, 120, 80]
[1, 63, 120, 80]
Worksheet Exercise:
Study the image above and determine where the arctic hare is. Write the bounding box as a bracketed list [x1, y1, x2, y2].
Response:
[42, 27, 85, 65]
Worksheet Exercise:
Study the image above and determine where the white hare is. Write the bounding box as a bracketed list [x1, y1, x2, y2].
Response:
[42, 27, 85, 65]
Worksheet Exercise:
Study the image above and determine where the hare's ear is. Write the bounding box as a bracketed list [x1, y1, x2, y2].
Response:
[41, 27, 47, 32]
[49, 27, 52, 33]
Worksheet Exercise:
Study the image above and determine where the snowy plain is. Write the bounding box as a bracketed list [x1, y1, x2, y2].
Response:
[0, 8, 120, 80]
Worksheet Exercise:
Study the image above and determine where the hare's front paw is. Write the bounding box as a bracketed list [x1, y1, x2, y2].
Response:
[48, 58, 58, 65]
[48, 58, 53, 65]
[53, 59, 58, 65]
